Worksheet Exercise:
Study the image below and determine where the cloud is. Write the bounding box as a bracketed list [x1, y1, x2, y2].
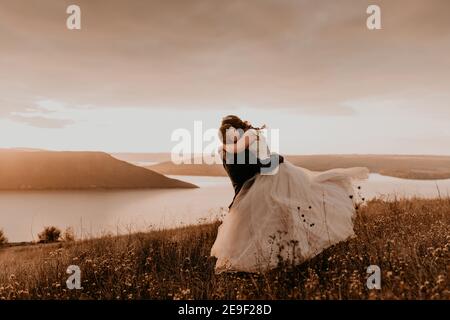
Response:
[0, 98, 76, 128]
[0, 0, 449, 119]
[8, 114, 75, 128]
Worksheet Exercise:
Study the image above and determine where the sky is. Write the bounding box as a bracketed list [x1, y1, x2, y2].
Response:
[0, 0, 449, 154]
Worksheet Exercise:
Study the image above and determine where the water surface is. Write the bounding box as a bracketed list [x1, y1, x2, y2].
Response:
[0, 174, 449, 242]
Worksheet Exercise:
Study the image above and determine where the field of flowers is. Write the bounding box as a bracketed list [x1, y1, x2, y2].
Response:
[0, 198, 449, 300]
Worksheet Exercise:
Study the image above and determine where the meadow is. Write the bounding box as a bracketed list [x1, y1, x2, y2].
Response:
[0, 198, 449, 300]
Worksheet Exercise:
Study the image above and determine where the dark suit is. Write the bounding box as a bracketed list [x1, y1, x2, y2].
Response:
[222, 149, 284, 208]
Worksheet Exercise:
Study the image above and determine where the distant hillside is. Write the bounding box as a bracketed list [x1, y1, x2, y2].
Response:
[147, 163, 226, 176]
[0, 151, 197, 190]
[286, 155, 450, 180]
[112, 152, 172, 164]
[0, 148, 46, 152]
[147, 155, 450, 180]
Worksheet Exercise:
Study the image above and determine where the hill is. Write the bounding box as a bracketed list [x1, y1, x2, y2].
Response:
[286, 154, 450, 179]
[0, 151, 197, 190]
[147, 154, 450, 180]
[148, 162, 226, 176]
[111, 152, 172, 164]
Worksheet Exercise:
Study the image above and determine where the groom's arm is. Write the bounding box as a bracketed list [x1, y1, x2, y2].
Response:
[223, 130, 258, 154]
[258, 153, 284, 167]
[257, 153, 284, 175]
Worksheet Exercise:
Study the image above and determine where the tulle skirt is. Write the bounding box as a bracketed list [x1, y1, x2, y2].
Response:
[211, 162, 369, 273]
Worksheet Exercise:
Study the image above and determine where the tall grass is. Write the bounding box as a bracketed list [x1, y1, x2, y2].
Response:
[0, 198, 448, 300]
[0, 229, 7, 246]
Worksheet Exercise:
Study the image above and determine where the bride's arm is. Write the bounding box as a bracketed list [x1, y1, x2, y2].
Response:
[223, 130, 257, 154]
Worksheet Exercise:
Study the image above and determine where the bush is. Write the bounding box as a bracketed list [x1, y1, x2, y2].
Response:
[0, 229, 7, 246]
[38, 226, 61, 243]
[62, 227, 76, 242]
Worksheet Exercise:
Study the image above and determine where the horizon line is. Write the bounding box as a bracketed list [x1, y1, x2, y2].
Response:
[2, 148, 450, 158]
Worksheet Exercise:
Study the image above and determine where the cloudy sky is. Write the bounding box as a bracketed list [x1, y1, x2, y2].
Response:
[0, 0, 449, 154]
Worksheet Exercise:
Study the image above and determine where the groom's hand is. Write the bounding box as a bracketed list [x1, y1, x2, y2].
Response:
[259, 153, 284, 175]
[260, 153, 284, 167]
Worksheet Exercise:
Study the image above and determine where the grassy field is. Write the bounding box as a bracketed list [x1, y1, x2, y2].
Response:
[0, 198, 449, 300]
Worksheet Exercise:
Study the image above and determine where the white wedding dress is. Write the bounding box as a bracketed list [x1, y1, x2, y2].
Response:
[211, 129, 369, 273]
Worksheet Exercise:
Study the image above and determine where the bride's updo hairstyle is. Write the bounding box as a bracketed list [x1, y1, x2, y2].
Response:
[218, 123, 234, 145]
[221, 115, 250, 130]
[218, 115, 245, 146]
[219, 115, 265, 144]
[219, 115, 267, 150]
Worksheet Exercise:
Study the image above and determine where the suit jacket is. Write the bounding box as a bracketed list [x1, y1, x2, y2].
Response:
[222, 149, 284, 208]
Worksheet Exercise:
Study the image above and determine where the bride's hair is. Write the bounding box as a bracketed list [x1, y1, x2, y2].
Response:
[220, 115, 265, 132]
[218, 123, 235, 145]
[219, 115, 265, 145]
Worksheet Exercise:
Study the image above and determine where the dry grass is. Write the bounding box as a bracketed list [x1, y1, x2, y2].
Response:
[0, 198, 449, 300]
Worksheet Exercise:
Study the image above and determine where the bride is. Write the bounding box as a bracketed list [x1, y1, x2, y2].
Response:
[210, 115, 369, 273]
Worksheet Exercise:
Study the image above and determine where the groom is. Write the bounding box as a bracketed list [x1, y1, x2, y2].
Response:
[220, 119, 284, 209]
